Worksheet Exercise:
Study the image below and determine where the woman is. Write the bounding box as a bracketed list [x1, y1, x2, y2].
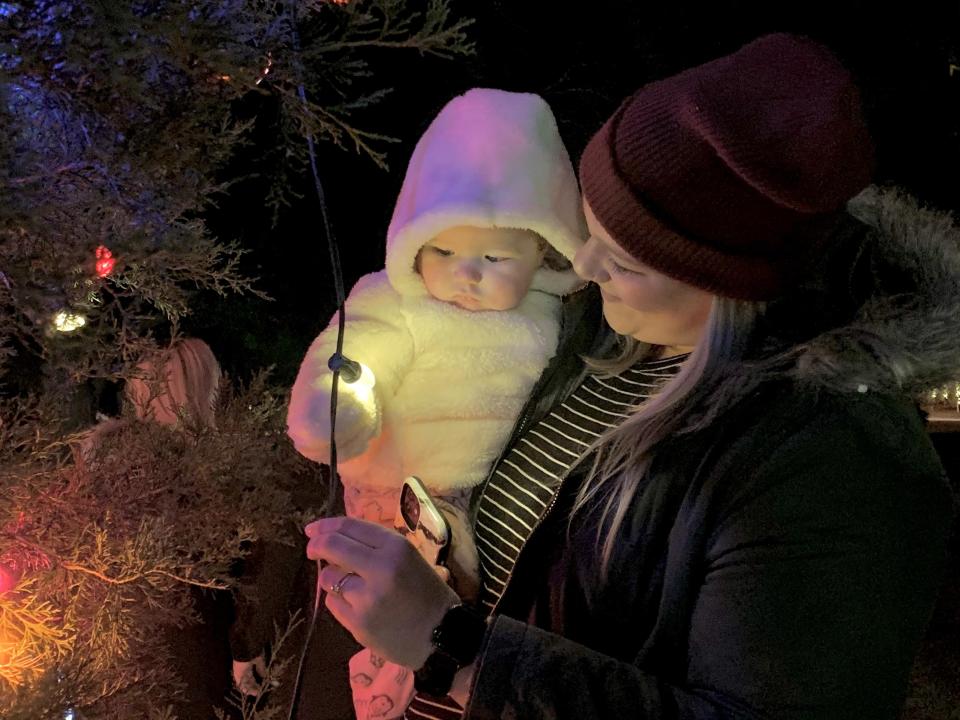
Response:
[74, 337, 221, 465]
[305, 34, 958, 719]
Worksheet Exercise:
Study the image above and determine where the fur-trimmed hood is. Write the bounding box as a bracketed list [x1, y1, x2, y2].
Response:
[736, 186, 960, 403]
[385, 88, 587, 298]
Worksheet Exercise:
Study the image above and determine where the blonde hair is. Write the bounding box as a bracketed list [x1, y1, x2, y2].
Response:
[572, 296, 764, 575]
[124, 338, 221, 428]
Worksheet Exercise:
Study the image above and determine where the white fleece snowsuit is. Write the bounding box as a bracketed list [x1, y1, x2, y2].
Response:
[286, 87, 587, 719]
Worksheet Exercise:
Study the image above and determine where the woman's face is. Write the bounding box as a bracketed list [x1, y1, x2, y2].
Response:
[573, 200, 713, 350]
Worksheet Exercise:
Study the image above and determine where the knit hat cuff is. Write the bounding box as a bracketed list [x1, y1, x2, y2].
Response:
[580, 114, 787, 301]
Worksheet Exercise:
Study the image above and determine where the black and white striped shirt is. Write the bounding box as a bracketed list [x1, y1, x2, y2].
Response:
[475, 353, 687, 611]
[404, 354, 686, 720]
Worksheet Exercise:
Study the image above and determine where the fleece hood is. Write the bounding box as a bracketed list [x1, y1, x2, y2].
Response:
[385, 88, 587, 298]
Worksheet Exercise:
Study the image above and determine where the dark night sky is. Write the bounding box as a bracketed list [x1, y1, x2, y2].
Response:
[184, 1, 960, 384]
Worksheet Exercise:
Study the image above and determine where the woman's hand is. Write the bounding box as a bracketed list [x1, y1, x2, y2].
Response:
[305, 516, 460, 669]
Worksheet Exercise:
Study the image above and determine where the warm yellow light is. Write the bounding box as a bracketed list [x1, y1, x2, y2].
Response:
[0, 629, 29, 689]
[53, 311, 86, 332]
[343, 362, 376, 409]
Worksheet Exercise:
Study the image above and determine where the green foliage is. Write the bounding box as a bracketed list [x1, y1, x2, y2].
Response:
[0, 373, 326, 716]
[0, 1, 474, 715]
[0, 0, 473, 389]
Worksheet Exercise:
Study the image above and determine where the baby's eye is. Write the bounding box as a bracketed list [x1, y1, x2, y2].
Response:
[429, 247, 453, 257]
[484, 255, 509, 263]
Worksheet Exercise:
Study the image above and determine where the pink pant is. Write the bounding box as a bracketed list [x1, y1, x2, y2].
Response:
[348, 648, 415, 720]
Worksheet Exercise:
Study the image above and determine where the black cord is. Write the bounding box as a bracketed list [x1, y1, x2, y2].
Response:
[284, 4, 353, 718]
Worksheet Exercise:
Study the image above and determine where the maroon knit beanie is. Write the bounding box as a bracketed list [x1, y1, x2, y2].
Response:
[579, 33, 875, 300]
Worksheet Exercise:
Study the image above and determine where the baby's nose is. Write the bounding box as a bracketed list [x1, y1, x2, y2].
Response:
[454, 260, 482, 284]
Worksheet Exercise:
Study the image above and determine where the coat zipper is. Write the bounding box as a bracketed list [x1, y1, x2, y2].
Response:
[487, 366, 589, 617]
[488, 466, 569, 616]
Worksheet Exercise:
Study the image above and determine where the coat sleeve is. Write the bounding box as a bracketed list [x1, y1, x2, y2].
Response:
[464, 396, 954, 720]
[287, 272, 415, 463]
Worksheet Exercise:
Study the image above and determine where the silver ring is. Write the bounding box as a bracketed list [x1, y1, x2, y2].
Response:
[329, 571, 357, 596]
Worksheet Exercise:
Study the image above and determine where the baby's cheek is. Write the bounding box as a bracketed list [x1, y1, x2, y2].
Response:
[497, 272, 533, 309]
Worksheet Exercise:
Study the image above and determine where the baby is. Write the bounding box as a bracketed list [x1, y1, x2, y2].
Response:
[286, 87, 586, 717]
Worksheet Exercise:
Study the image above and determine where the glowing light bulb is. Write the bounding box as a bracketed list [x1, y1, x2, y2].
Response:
[53, 311, 86, 332]
[356, 362, 375, 388]
[343, 362, 376, 409]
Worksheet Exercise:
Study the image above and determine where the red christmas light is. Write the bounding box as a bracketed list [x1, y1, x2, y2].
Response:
[0, 561, 19, 594]
[95, 245, 115, 278]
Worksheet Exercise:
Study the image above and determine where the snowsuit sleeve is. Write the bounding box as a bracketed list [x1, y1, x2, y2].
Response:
[287, 271, 415, 463]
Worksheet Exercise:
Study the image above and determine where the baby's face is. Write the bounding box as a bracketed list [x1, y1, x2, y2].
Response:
[419, 226, 544, 311]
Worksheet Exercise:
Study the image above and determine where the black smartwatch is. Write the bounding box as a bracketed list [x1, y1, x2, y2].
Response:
[414, 603, 488, 698]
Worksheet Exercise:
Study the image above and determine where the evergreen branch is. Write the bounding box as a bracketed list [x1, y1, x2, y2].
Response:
[60, 562, 229, 591]
[7, 162, 102, 186]
[0, 579, 71, 691]
[315, 30, 471, 56]
[309, 102, 398, 168]
[235, 611, 304, 720]
[1, 0, 473, 712]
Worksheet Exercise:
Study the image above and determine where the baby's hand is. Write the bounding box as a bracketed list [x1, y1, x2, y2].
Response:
[295, 376, 380, 460]
[433, 565, 452, 584]
[232, 655, 267, 697]
[330, 390, 379, 458]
